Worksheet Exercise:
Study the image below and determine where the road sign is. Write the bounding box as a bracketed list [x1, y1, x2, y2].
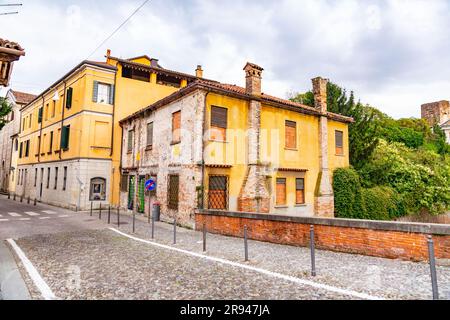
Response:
[145, 179, 156, 191]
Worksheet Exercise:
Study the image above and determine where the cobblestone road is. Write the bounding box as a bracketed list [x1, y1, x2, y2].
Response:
[7, 209, 450, 300]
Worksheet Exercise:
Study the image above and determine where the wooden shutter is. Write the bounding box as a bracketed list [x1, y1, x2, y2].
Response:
[92, 81, 99, 103]
[147, 122, 153, 146]
[66, 87, 73, 109]
[49, 131, 53, 153]
[127, 130, 134, 152]
[276, 178, 286, 206]
[168, 175, 179, 209]
[109, 84, 115, 105]
[61, 126, 70, 150]
[19, 142, 23, 158]
[210, 106, 227, 141]
[296, 178, 305, 204]
[335, 130, 344, 155]
[285, 120, 297, 149]
[38, 107, 43, 123]
[172, 111, 181, 143]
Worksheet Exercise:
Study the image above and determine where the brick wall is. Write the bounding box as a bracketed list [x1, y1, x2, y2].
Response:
[196, 210, 450, 262]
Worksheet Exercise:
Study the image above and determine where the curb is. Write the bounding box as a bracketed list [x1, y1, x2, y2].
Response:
[0, 241, 31, 300]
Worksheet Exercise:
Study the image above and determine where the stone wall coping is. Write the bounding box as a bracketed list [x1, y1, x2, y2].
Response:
[196, 210, 450, 236]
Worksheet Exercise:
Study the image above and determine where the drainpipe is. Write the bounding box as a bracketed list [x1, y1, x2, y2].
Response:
[59, 81, 67, 160]
[200, 90, 211, 210]
[110, 61, 119, 157]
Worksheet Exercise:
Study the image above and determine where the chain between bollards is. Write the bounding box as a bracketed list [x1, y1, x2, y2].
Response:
[107, 206, 111, 224]
[244, 225, 249, 262]
[203, 223, 207, 252]
[427, 235, 439, 300]
[310, 225, 316, 277]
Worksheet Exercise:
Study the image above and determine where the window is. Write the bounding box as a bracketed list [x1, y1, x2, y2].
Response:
[146, 122, 153, 147]
[47, 167, 50, 189]
[19, 142, 23, 158]
[61, 125, 70, 150]
[168, 175, 179, 209]
[276, 178, 287, 206]
[22, 118, 26, 131]
[208, 176, 228, 210]
[66, 87, 73, 109]
[63, 167, 67, 191]
[29, 114, 32, 128]
[296, 178, 305, 205]
[54, 167, 58, 190]
[93, 81, 114, 104]
[14, 139, 18, 151]
[51, 101, 56, 118]
[42, 134, 47, 154]
[48, 131, 53, 153]
[127, 129, 134, 153]
[36, 136, 41, 155]
[157, 74, 181, 88]
[38, 107, 43, 123]
[34, 168, 37, 187]
[120, 174, 128, 192]
[25, 140, 29, 157]
[45, 103, 49, 121]
[210, 106, 228, 142]
[90, 177, 106, 201]
[122, 66, 150, 82]
[172, 111, 181, 144]
[285, 120, 297, 149]
[10, 110, 14, 121]
[335, 130, 344, 155]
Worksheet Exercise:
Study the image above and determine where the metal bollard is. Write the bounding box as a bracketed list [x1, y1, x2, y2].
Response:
[310, 225, 317, 277]
[13, 193, 16, 201]
[244, 225, 249, 262]
[203, 223, 207, 252]
[151, 214, 155, 239]
[132, 213, 136, 233]
[20, 195, 23, 203]
[99, 203, 102, 220]
[8, 193, 10, 199]
[27, 197, 30, 204]
[90, 202, 93, 217]
[173, 218, 177, 245]
[108, 206, 111, 224]
[34, 198, 37, 206]
[117, 208, 120, 228]
[427, 236, 439, 300]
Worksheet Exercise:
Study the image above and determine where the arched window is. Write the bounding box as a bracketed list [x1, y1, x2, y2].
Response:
[90, 177, 106, 201]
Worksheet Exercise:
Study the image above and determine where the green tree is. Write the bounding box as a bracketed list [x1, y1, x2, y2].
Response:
[0, 96, 12, 131]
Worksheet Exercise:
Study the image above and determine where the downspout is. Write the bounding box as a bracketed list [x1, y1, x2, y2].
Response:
[37, 95, 44, 163]
[59, 81, 67, 160]
[200, 90, 211, 210]
[118, 120, 124, 210]
[109, 61, 119, 207]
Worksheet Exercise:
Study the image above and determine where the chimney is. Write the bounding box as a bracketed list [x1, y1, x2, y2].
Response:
[150, 58, 159, 68]
[106, 49, 111, 58]
[244, 62, 264, 96]
[195, 65, 203, 78]
[312, 77, 329, 113]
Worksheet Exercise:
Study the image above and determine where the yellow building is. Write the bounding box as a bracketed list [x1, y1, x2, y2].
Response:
[16, 51, 201, 209]
[120, 62, 352, 225]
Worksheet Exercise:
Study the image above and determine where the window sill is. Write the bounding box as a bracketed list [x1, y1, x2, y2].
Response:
[274, 205, 288, 209]
[91, 146, 112, 150]
[209, 139, 229, 144]
[40, 153, 45, 156]
[171, 141, 181, 146]
[55, 150, 60, 154]
[127, 151, 132, 155]
[145, 145, 153, 151]
[47, 152, 52, 155]
[285, 148, 298, 151]
[295, 204, 307, 207]
[335, 154, 345, 157]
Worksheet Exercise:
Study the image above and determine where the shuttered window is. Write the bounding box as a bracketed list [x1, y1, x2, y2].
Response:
[285, 120, 297, 149]
[19, 142, 23, 158]
[120, 174, 128, 192]
[276, 178, 287, 206]
[172, 111, 181, 144]
[147, 122, 153, 147]
[168, 175, 179, 210]
[49, 131, 53, 153]
[66, 87, 73, 109]
[335, 130, 344, 155]
[210, 106, 228, 141]
[127, 129, 134, 153]
[25, 140, 29, 157]
[296, 178, 305, 204]
[61, 125, 70, 150]
[208, 176, 228, 210]
[38, 107, 43, 123]
[93, 81, 114, 104]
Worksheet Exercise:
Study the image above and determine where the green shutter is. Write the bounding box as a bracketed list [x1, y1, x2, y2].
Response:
[61, 126, 70, 150]
[38, 107, 43, 123]
[92, 81, 99, 103]
[66, 87, 73, 109]
[19, 142, 23, 158]
[109, 84, 115, 105]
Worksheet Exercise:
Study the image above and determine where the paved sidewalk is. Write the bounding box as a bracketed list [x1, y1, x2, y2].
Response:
[0, 241, 30, 300]
[14, 210, 450, 300]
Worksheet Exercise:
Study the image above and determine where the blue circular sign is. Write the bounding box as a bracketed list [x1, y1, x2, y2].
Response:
[145, 179, 156, 191]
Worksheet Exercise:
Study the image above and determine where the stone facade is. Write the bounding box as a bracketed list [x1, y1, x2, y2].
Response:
[421, 100, 450, 144]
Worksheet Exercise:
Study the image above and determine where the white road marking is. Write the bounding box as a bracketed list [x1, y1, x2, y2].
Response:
[8, 212, 21, 217]
[39, 217, 51, 220]
[41, 210, 57, 215]
[19, 218, 31, 221]
[0, 219, 9, 222]
[58, 215, 70, 218]
[24, 212, 40, 217]
[109, 228, 384, 300]
[7, 239, 57, 300]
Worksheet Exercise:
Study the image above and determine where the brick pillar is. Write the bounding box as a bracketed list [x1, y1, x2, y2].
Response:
[312, 77, 334, 217]
[238, 63, 270, 213]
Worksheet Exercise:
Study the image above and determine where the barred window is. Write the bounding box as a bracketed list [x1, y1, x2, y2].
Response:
[168, 175, 179, 210]
[208, 176, 228, 210]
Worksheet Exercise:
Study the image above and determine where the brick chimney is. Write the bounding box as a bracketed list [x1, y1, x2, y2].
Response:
[312, 77, 334, 217]
[312, 77, 328, 113]
[150, 58, 159, 68]
[195, 65, 203, 78]
[244, 62, 263, 96]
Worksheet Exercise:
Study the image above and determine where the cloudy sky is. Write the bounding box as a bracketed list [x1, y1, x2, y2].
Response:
[1, 0, 450, 119]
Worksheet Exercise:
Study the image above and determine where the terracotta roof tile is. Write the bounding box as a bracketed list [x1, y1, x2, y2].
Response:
[11, 90, 37, 105]
[0, 38, 24, 51]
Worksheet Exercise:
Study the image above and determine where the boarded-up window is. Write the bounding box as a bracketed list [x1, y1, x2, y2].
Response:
[172, 111, 181, 144]
[94, 121, 109, 147]
[285, 120, 297, 149]
[296, 178, 305, 204]
[168, 175, 179, 210]
[276, 178, 287, 206]
[335, 130, 344, 155]
[210, 106, 228, 141]
[127, 129, 134, 153]
[147, 122, 153, 147]
[208, 176, 228, 210]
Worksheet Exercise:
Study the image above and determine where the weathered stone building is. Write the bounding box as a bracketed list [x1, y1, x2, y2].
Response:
[0, 90, 36, 193]
[120, 62, 352, 226]
[421, 100, 450, 143]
